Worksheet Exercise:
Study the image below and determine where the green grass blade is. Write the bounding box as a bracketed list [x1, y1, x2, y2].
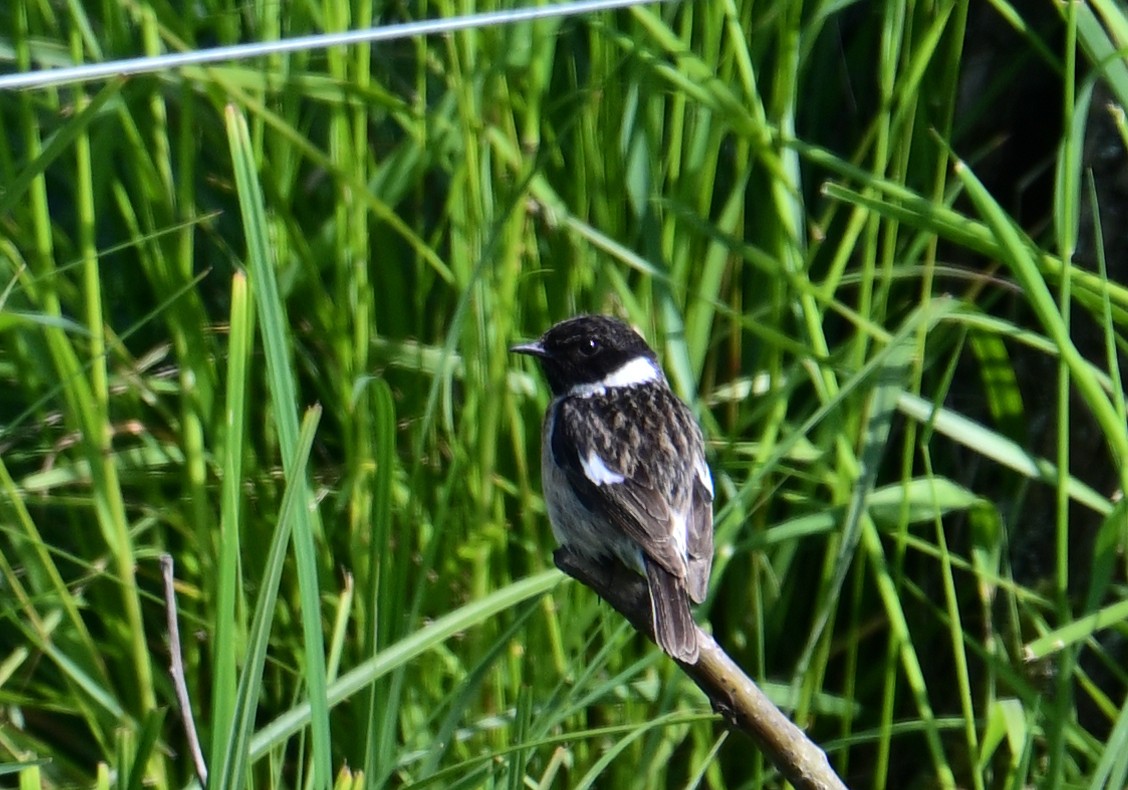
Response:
[209, 270, 254, 766]
[226, 104, 332, 789]
[249, 570, 561, 758]
[954, 157, 1128, 487]
[211, 405, 323, 789]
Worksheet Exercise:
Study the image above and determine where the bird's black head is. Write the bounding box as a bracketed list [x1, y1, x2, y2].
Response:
[511, 315, 662, 397]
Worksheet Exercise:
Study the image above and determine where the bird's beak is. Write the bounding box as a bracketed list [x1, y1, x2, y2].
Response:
[510, 340, 547, 357]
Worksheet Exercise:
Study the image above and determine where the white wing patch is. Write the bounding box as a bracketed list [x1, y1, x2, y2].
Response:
[581, 452, 625, 486]
[671, 509, 689, 557]
[695, 454, 714, 496]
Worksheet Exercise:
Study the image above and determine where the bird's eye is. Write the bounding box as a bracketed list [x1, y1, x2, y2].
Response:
[579, 338, 599, 356]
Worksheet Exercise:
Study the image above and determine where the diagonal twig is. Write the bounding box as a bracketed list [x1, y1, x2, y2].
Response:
[553, 547, 848, 790]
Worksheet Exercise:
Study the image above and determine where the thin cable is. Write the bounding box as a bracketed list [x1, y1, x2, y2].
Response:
[0, 0, 671, 92]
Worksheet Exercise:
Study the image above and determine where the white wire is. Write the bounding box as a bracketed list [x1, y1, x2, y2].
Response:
[0, 0, 671, 92]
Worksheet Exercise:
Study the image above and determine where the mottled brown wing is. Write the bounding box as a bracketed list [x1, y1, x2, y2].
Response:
[551, 392, 690, 578]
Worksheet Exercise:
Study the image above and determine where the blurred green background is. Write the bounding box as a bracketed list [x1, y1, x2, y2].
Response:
[2, 1, 1128, 787]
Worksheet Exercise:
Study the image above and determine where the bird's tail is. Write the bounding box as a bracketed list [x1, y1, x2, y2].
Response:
[645, 562, 699, 663]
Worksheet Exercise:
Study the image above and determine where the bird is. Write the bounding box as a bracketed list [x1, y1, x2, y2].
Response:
[511, 315, 714, 662]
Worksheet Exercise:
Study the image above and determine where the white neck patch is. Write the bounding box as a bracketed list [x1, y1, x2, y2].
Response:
[569, 356, 661, 398]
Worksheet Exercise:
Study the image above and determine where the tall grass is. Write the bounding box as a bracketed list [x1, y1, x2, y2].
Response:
[2, 1, 1127, 787]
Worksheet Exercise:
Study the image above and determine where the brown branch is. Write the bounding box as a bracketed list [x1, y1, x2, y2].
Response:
[160, 554, 208, 786]
[554, 548, 848, 790]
